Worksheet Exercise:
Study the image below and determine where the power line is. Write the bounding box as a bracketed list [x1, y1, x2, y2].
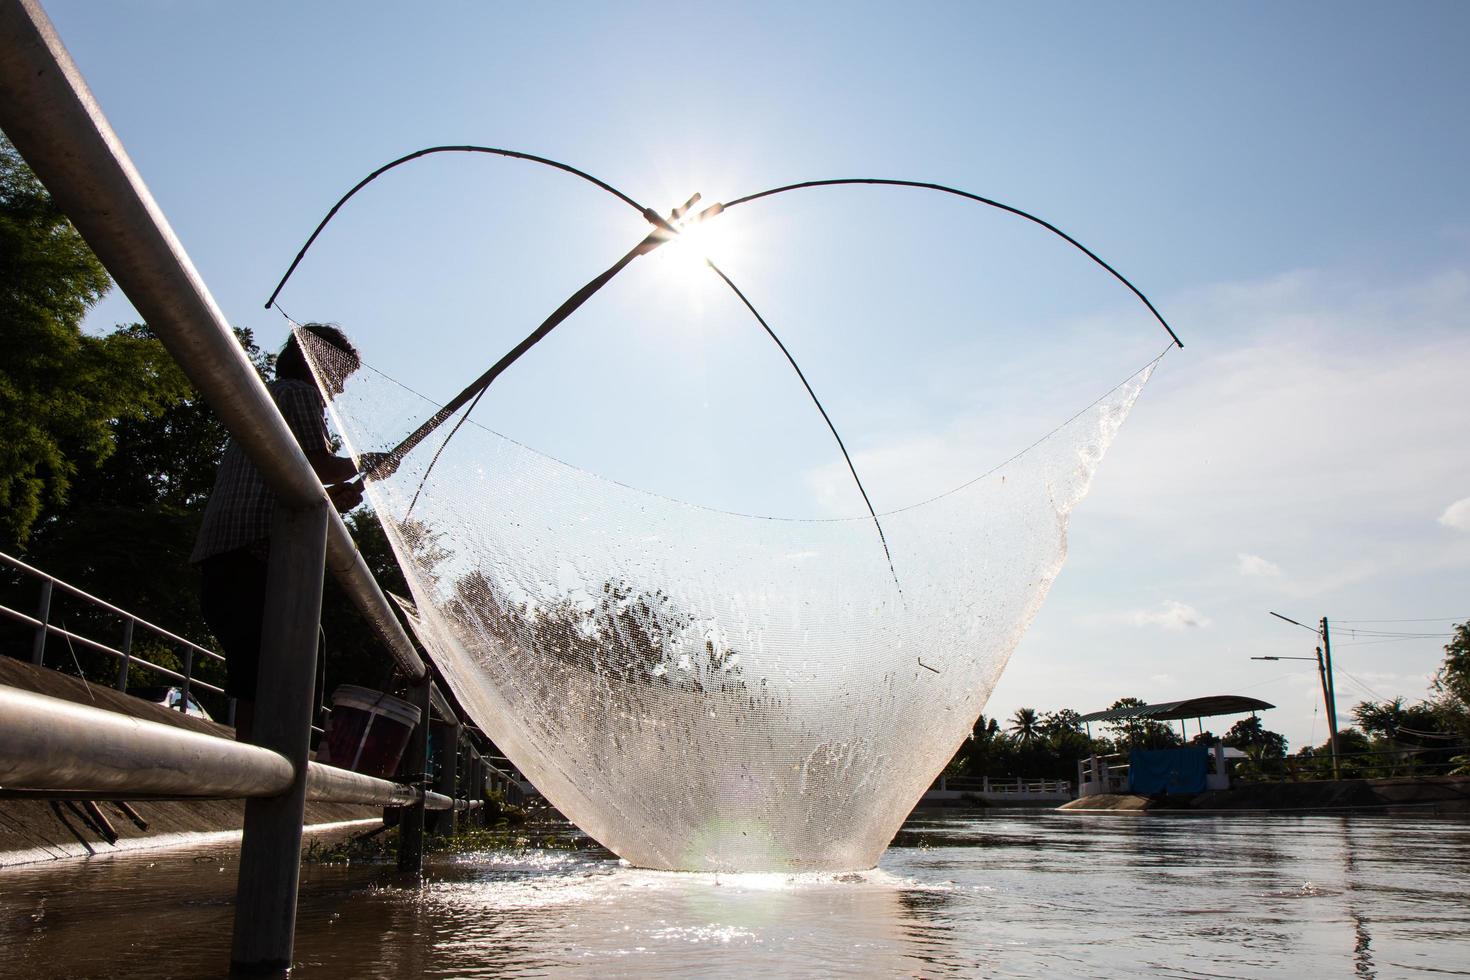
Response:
[1317, 625, 1456, 640]
[1336, 630, 1452, 638]
[1336, 617, 1468, 624]
[1335, 668, 1388, 702]
[1236, 672, 1300, 692]
[1335, 629, 1453, 636]
[1336, 633, 1453, 641]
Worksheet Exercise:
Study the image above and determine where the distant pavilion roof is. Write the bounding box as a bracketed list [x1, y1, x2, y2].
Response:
[1077, 695, 1275, 724]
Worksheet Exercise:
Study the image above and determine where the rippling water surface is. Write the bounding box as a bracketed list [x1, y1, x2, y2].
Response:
[3, 809, 1469, 977]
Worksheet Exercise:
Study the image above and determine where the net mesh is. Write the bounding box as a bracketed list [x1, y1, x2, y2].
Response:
[299, 329, 1160, 871]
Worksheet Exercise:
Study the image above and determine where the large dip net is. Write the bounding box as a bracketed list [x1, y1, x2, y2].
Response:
[300, 328, 1161, 871]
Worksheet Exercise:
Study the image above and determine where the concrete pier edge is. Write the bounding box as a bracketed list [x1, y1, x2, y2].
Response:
[0, 815, 380, 870]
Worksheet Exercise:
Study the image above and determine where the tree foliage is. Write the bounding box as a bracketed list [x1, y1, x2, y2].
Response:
[1102, 696, 1183, 750]
[941, 695, 1236, 782]
[67, 323, 275, 512]
[1039, 708, 1082, 738]
[1222, 714, 1287, 760]
[1433, 622, 1470, 735]
[0, 133, 193, 547]
[10, 325, 273, 650]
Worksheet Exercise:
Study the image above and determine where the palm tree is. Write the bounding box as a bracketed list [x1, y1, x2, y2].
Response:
[970, 713, 1001, 743]
[1009, 707, 1040, 745]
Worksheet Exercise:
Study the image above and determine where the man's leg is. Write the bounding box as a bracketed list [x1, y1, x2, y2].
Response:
[199, 548, 269, 742]
[233, 700, 256, 742]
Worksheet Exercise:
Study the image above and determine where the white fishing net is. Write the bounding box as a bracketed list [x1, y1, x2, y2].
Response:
[299, 329, 1160, 871]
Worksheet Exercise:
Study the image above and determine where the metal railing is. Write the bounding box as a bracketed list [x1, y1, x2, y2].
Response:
[1246, 745, 1470, 782]
[482, 754, 538, 808]
[0, 684, 453, 813]
[0, 550, 358, 741]
[0, 549, 233, 721]
[0, 547, 519, 807]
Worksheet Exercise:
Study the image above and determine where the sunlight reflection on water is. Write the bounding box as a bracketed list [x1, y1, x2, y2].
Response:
[2, 810, 1468, 978]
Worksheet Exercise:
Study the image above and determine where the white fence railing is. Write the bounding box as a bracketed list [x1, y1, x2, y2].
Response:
[929, 775, 1073, 797]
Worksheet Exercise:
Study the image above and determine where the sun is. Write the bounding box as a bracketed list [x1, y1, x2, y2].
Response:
[649, 196, 735, 290]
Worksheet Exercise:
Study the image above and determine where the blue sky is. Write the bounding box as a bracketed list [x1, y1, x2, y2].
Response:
[52, 0, 1470, 749]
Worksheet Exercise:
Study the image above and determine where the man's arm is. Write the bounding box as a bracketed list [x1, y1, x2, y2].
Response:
[306, 449, 358, 485]
[276, 381, 360, 486]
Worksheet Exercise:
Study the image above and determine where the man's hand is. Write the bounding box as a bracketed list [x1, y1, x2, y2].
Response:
[325, 480, 364, 513]
[358, 451, 401, 480]
[307, 450, 358, 485]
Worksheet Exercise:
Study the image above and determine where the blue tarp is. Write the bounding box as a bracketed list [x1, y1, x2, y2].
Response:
[1128, 746, 1208, 795]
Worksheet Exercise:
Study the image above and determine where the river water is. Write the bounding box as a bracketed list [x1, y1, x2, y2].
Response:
[2, 809, 1468, 978]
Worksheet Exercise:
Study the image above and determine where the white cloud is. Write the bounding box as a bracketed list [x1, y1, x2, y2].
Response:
[1440, 497, 1470, 531]
[1130, 600, 1210, 630]
[1073, 267, 1470, 607]
[1237, 553, 1283, 578]
[1091, 275, 1470, 526]
[805, 266, 1470, 544]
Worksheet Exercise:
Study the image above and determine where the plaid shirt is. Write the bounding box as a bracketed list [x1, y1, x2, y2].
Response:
[190, 378, 331, 562]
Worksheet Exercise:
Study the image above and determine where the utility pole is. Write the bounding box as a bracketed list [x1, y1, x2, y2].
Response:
[1266, 611, 1342, 779]
[1312, 646, 1341, 780]
[1321, 617, 1340, 756]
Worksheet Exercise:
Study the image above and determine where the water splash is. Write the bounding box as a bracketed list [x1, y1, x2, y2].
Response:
[301, 331, 1160, 871]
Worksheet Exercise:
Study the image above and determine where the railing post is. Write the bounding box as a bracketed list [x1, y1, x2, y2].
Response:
[461, 749, 472, 828]
[31, 578, 53, 666]
[455, 736, 467, 826]
[470, 753, 483, 828]
[481, 755, 490, 826]
[428, 718, 461, 835]
[397, 675, 432, 873]
[230, 501, 328, 976]
[115, 617, 134, 690]
[180, 647, 194, 710]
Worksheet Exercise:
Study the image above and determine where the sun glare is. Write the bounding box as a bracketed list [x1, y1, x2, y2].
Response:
[650, 200, 736, 291]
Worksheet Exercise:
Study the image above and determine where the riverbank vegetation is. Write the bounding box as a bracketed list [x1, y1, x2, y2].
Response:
[949, 623, 1470, 784]
[942, 699, 1290, 783]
